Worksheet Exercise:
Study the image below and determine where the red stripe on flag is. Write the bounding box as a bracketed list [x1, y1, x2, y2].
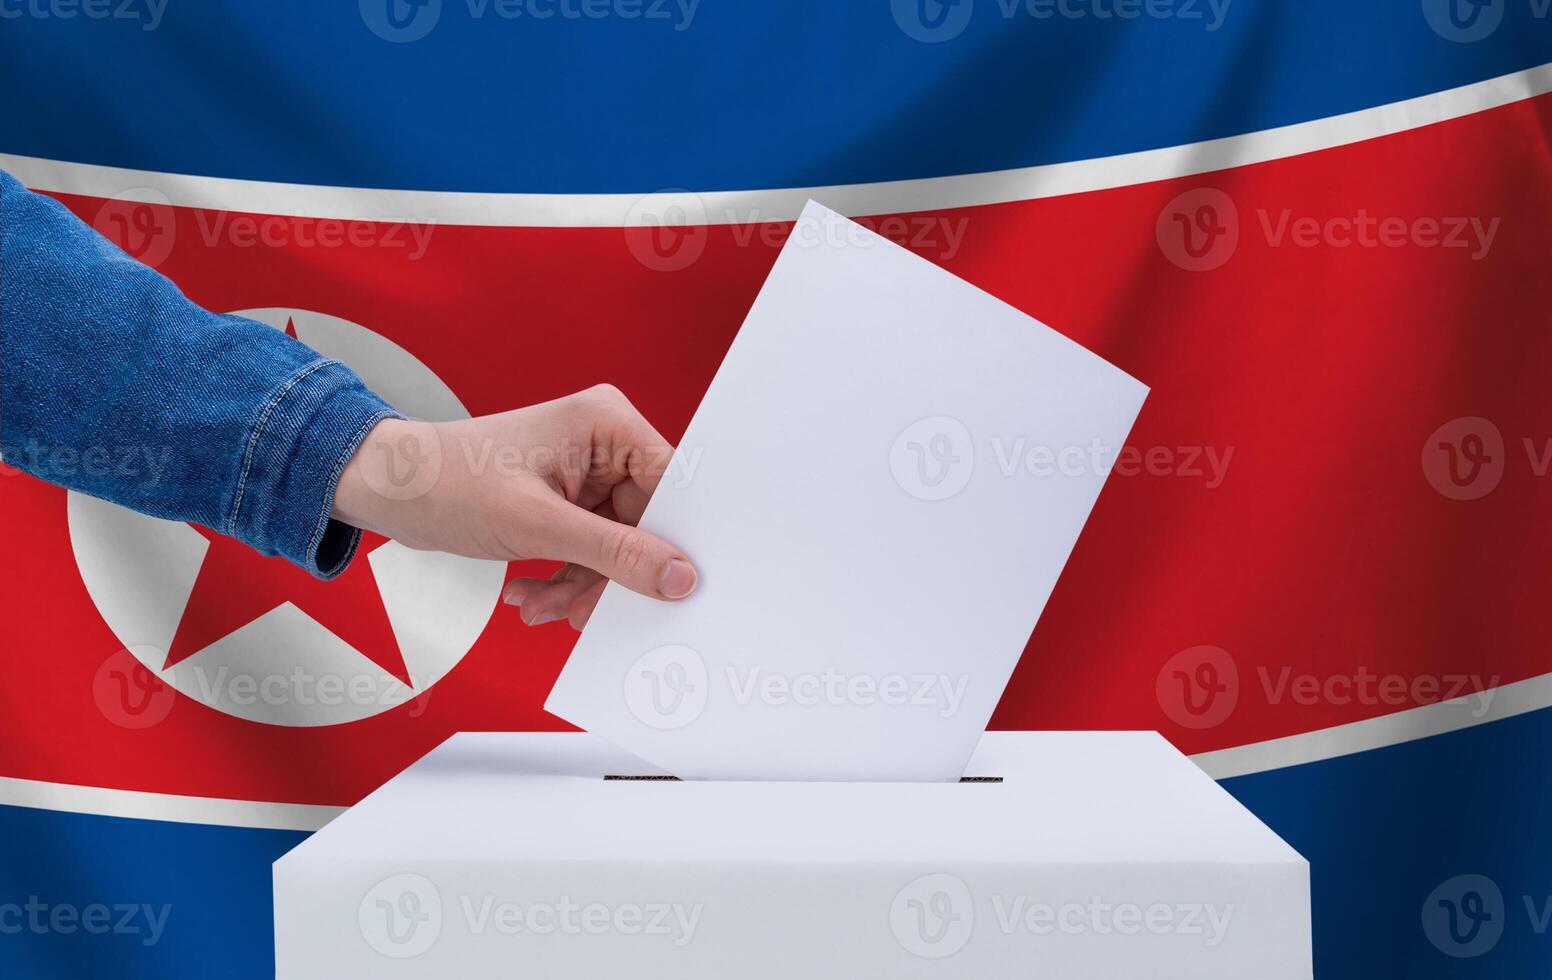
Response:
[3, 93, 1549, 805]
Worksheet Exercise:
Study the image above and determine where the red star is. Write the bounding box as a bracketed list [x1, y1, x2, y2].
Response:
[163, 525, 414, 688]
[162, 318, 411, 687]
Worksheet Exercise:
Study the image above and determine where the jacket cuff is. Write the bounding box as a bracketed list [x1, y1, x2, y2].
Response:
[226, 359, 401, 579]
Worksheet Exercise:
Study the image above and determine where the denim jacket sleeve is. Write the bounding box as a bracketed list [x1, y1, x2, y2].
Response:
[0, 168, 401, 578]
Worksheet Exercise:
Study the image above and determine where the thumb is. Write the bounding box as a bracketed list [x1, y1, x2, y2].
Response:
[540, 500, 698, 601]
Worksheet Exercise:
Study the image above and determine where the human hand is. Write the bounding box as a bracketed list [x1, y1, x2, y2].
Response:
[331, 384, 696, 630]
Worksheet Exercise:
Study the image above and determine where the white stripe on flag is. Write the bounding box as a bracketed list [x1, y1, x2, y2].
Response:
[1191, 669, 1552, 780]
[0, 776, 345, 832]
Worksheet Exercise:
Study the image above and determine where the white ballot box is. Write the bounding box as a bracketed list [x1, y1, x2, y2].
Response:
[274, 732, 1311, 979]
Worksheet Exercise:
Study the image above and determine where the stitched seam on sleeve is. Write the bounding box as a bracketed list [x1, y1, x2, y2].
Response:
[305, 406, 400, 577]
[226, 358, 340, 538]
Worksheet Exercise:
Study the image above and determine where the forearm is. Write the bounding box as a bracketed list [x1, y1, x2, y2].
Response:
[0, 168, 398, 576]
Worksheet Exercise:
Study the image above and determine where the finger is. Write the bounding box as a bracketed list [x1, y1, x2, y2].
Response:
[567, 579, 609, 631]
[549, 562, 593, 584]
[536, 497, 697, 600]
[504, 564, 603, 617]
[555, 494, 649, 537]
[573, 480, 614, 512]
[504, 558, 596, 596]
[516, 571, 606, 627]
[609, 477, 653, 526]
[589, 493, 649, 531]
[552, 564, 605, 594]
[582, 385, 675, 498]
[501, 566, 577, 605]
[502, 577, 547, 607]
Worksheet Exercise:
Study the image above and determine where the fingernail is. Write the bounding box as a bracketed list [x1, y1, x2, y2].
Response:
[658, 558, 697, 599]
[528, 611, 561, 626]
[503, 584, 530, 606]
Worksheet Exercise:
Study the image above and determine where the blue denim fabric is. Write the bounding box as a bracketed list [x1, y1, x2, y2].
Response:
[0, 168, 400, 577]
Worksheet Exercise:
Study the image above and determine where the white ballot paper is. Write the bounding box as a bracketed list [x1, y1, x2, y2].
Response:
[546, 201, 1147, 781]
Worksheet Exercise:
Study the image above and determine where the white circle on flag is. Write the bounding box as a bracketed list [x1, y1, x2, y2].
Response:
[67, 308, 507, 727]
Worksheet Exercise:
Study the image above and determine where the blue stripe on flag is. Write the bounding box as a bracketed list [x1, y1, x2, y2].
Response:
[1224, 706, 1552, 977]
[1, 1, 1549, 192]
[0, 805, 299, 978]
